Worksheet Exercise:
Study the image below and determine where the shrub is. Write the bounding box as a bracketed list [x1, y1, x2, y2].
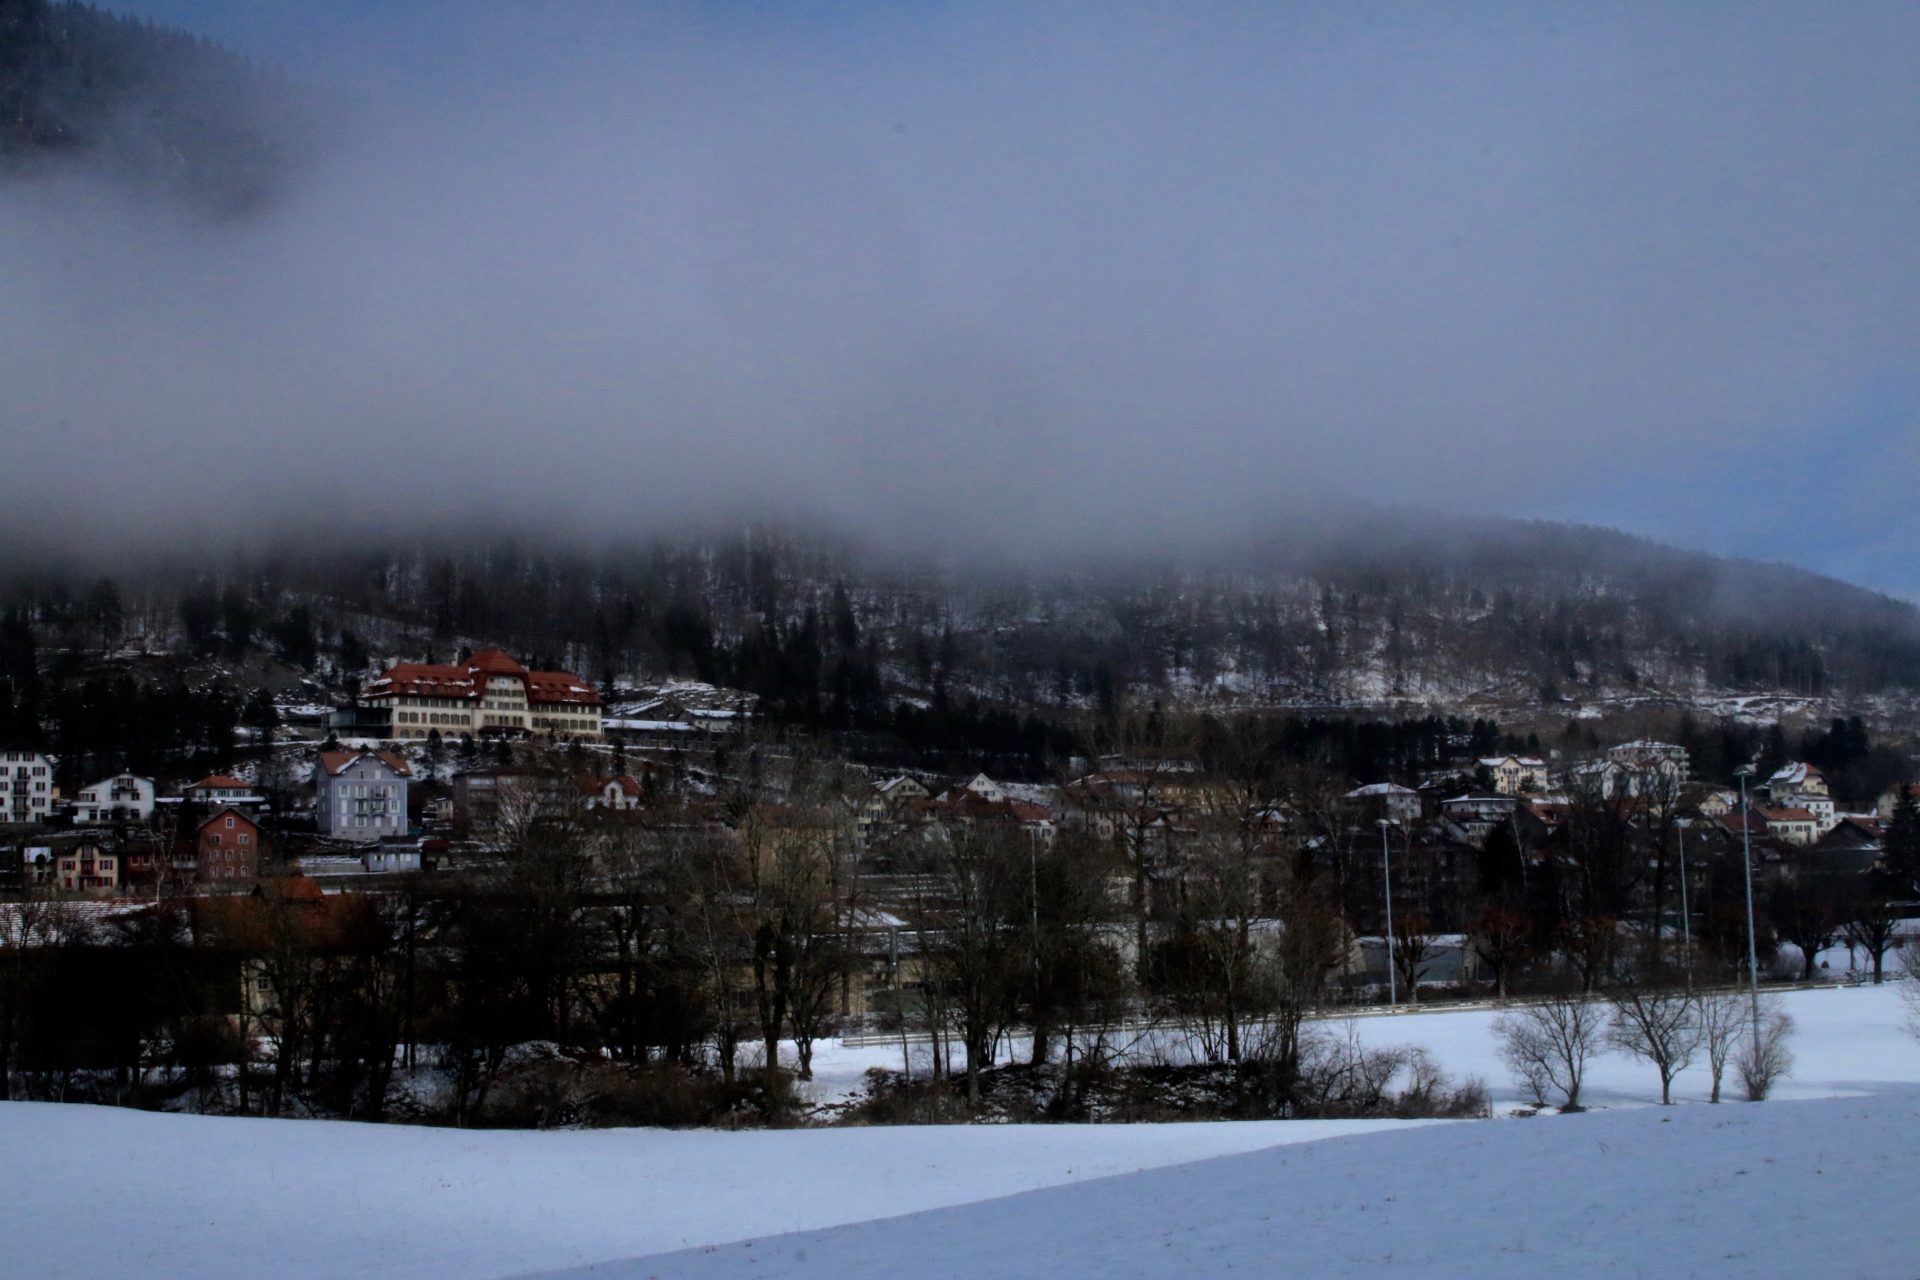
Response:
[1737, 1003, 1795, 1101]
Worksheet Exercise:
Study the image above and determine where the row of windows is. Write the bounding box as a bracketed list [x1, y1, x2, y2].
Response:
[398, 710, 468, 726]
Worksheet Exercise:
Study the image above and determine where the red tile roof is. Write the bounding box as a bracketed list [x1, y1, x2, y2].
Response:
[319, 749, 412, 777]
[186, 775, 252, 791]
[525, 672, 602, 707]
[196, 805, 258, 833]
[468, 648, 528, 676]
[365, 662, 477, 700]
[364, 651, 601, 708]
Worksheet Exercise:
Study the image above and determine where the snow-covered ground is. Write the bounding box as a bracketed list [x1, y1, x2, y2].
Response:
[543, 1090, 1920, 1280]
[0, 1109, 1426, 1279]
[4, 983, 1916, 1279]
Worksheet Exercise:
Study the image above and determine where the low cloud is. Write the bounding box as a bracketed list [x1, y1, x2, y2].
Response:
[3, 2, 1917, 583]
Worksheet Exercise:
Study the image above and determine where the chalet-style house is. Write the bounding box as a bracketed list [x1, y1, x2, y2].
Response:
[361, 648, 603, 740]
[0, 747, 56, 825]
[74, 773, 155, 824]
[857, 775, 931, 845]
[198, 806, 261, 882]
[314, 749, 412, 842]
[581, 774, 646, 812]
[1767, 761, 1830, 798]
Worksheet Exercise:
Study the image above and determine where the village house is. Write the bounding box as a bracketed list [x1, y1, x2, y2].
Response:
[360, 647, 603, 741]
[1477, 755, 1549, 795]
[924, 781, 1057, 846]
[1815, 815, 1885, 872]
[53, 839, 120, 894]
[313, 749, 412, 843]
[1767, 761, 1830, 799]
[182, 774, 264, 810]
[197, 806, 261, 883]
[73, 773, 155, 824]
[452, 765, 571, 836]
[1688, 787, 1738, 818]
[1757, 804, 1821, 847]
[0, 747, 56, 825]
[1342, 782, 1423, 824]
[1606, 740, 1690, 782]
[581, 773, 646, 812]
[1438, 792, 1517, 846]
[856, 775, 931, 847]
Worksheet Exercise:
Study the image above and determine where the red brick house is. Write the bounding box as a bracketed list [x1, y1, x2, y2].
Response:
[197, 806, 261, 883]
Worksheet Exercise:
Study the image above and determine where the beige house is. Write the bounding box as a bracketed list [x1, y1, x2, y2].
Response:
[1477, 755, 1548, 795]
[1760, 805, 1820, 846]
[362, 648, 603, 740]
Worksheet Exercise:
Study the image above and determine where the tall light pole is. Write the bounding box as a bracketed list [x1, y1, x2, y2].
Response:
[1676, 820, 1693, 993]
[1379, 819, 1397, 1006]
[1735, 766, 1762, 1043]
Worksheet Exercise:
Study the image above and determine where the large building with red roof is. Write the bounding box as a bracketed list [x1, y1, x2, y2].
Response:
[361, 648, 603, 741]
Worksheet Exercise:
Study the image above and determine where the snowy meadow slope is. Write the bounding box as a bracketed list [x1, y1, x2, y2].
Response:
[538, 1091, 1920, 1280]
[3, 984, 1915, 1280]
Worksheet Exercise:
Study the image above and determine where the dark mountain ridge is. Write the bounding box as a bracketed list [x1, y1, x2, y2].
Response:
[1, 0, 299, 213]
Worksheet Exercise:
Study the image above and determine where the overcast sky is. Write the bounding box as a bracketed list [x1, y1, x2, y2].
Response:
[6, 2, 1917, 594]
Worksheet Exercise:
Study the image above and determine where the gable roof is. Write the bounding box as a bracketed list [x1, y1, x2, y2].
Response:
[196, 805, 258, 833]
[319, 749, 412, 778]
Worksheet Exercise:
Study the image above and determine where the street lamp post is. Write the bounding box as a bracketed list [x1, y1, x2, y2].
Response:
[1379, 819, 1397, 1006]
[1676, 821, 1693, 993]
[1735, 766, 1762, 1044]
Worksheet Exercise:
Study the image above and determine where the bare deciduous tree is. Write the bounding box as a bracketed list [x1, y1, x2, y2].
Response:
[1692, 990, 1746, 1104]
[1495, 994, 1604, 1111]
[1606, 984, 1700, 1104]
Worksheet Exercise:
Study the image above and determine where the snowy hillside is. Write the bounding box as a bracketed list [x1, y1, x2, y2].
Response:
[550, 1090, 1920, 1280]
[3, 984, 1916, 1279]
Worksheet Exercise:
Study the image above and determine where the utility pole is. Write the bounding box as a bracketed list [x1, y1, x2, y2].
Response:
[1676, 821, 1693, 994]
[1736, 766, 1762, 1044]
[1379, 819, 1396, 1006]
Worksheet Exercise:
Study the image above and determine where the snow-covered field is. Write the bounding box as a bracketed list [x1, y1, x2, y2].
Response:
[4, 984, 1916, 1279]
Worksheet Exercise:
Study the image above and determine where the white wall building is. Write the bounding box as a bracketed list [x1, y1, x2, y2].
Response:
[1477, 755, 1549, 795]
[314, 749, 412, 843]
[74, 774, 155, 824]
[0, 748, 56, 825]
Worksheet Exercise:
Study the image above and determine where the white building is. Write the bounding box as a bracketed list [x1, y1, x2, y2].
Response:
[1477, 755, 1549, 795]
[1774, 791, 1837, 834]
[1766, 762, 1830, 799]
[1605, 741, 1690, 787]
[314, 749, 412, 843]
[581, 774, 645, 812]
[182, 774, 264, 809]
[1343, 782, 1423, 824]
[0, 748, 56, 825]
[74, 774, 155, 824]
